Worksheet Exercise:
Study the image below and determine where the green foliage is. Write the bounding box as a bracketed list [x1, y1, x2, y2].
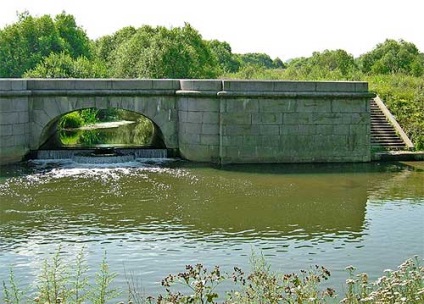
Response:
[79, 108, 99, 125]
[36, 245, 72, 303]
[3, 246, 118, 304]
[2, 250, 423, 304]
[227, 252, 334, 303]
[366, 74, 424, 150]
[59, 109, 98, 130]
[97, 23, 219, 79]
[57, 109, 155, 147]
[207, 40, 240, 73]
[93, 26, 138, 73]
[59, 129, 81, 146]
[91, 253, 120, 304]
[359, 39, 424, 76]
[54, 12, 92, 60]
[59, 111, 84, 129]
[2, 268, 25, 304]
[157, 264, 225, 303]
[151, 252, 335, 304]
[238, 52, 284, 69]
[283, 49, 359, 80]
[228, 64, 284, 80]
[24, 52, 108, 78]
[133, 116, 154, 146]
[0, 11, 93, 77]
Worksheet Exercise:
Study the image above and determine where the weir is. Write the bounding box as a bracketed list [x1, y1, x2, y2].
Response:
[35, 148, 168, 164]
[0, 79, 374, 165]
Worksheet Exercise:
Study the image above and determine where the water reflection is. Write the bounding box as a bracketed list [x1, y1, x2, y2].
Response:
[1, 161, 422, 252]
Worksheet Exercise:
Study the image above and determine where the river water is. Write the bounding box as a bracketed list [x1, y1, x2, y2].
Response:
[0, 160, 423, 301]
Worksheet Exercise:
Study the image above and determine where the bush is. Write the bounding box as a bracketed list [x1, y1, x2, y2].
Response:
[59, 112, 84, 129]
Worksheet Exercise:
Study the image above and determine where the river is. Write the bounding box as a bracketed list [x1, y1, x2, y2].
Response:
[0, 159, 423, 301]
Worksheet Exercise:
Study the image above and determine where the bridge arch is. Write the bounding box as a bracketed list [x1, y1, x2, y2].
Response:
[28, 80, 179, 150]
[38, 108, 167, 149]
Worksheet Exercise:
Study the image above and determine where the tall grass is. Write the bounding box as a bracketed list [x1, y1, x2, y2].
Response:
[2, 246, 119, 304]
[2, 248, 423, 304]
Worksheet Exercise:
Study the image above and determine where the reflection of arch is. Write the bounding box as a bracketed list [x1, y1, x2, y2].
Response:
[30, 95, 178, 150]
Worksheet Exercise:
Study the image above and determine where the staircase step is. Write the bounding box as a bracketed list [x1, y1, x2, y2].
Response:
[369, 98, 410, 151]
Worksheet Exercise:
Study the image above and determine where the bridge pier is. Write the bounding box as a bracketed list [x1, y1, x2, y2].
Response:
[0, 80, 31, 164]
[0, 79, 373, 165]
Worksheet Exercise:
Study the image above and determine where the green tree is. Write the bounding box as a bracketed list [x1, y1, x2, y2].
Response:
[273, 57, 285, 69]
[207, 39, 240, 73]
[238, 52, 276, 69]
[93, 26, 137, 70]
[108, 23, 219, 79]
[284, 49, 358, 79]
[54, 12, 92, 59]
[24, 52, 108, 78]
[359, 39, 423, 76]
[0, 11, 93, 77]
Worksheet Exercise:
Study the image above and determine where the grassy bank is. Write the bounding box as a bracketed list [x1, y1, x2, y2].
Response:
[365, 74, 424, 150]
[3, 249, 423, 304]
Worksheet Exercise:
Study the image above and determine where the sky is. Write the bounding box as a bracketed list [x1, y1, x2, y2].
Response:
[1, 0, 423, 61]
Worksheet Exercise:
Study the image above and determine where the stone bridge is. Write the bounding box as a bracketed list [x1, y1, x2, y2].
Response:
[0, 79, 373, 165]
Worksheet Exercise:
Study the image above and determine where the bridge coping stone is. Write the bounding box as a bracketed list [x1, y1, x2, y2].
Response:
[222, 80, 368, 92]
[0, 79, 27, 90]
[26, 79, 181, 90]
[180, 80, 222, 91]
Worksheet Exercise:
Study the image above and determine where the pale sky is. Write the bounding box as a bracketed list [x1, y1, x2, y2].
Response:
[1, 0, 423, 61]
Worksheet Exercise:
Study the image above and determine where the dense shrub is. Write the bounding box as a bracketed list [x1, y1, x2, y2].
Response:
[58, 112, 83, 129]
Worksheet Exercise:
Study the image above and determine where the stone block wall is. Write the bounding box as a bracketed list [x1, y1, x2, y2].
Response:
[177, 80, 372, 164]
[177, 80, 221, 162]
[0, 80, 31, 164]
[217, 81, 371, 163]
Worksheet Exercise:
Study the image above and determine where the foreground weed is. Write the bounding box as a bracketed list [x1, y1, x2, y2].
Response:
[3, 249, 423, 304]
[2, 267, 25, 304]
[341, 256, 424, 303]
[89, 252, 120, 304]
[2, 246, 120, 304]
[36, 245, 71, 303]
[227, 252, 335, 303]
[154, 263, 226, 303]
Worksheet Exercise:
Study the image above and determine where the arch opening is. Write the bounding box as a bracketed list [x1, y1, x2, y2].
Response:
[39, 108, 166, 150]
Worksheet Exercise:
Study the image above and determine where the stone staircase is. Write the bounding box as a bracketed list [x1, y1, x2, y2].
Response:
[370, 97, 413, 151]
